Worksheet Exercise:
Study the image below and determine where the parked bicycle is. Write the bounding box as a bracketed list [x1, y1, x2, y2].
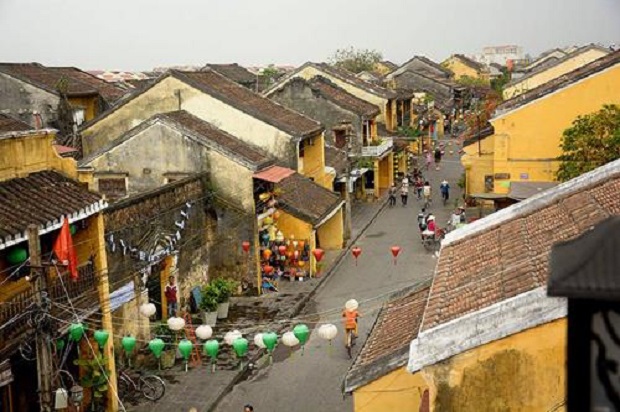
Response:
[117, 369, 166, 403]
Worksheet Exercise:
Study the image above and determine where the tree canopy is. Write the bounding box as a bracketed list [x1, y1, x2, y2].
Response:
[556, 104, 620, 182]
[328, 47, 383, 74]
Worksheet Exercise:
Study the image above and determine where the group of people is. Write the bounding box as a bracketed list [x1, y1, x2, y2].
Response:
[388, 169, 435, 208]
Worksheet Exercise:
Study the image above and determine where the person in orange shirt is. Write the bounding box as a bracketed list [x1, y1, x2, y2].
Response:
[342, 308, 361, 339]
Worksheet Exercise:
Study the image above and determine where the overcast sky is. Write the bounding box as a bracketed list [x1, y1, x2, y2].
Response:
[1, 0, 619, 71]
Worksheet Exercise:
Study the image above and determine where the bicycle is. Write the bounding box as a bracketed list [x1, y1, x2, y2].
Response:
[117, 369, 166, 403]
[345, 327, 357, 359]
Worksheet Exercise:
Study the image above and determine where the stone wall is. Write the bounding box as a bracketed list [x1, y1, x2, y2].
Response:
[0, 72, 60, 127]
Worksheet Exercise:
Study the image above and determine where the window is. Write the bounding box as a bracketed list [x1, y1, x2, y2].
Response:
[97, 178, 127, 200]
[334, 130, 346, 149]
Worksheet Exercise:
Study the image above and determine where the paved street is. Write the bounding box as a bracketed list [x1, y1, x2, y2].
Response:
[214, 140, 463, 412]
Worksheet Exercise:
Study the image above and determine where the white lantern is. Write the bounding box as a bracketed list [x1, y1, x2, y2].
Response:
[167, 317, 185, 331]
[253, 333, 266, 349]
[317, 324, 338, 341]
[345, 299, 359, 311]
[224, 330, 242, 346]
[195, 325, 213, 340]
[282, 331, 299, 348]
[139, 303, 157, 318]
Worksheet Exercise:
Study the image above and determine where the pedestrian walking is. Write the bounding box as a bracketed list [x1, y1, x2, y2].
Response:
[423, 181, 432, 208]
[400, 184, 409, 206]
[434, 147, 442, 170]
[425, 151, 432, 171]
[440, 179, 450, 205]
[164, 276, 178, 317]
[415, 177, 423, 200]
[388, 184, 397, 207]
[244, 405, 254, 412]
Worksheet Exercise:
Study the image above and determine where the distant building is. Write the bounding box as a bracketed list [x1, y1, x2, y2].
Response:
[475, 45, 523, 66]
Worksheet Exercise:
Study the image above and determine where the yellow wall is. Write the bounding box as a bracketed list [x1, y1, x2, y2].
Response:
[317, 208, 343, 250]
[299, 133, 329, 188]
[423, 318, 566, 412]
[442, 57, 489, 83]
[504, 48, 609, 99]
[353, 367, 428, 412]
[375, 153, 393, 196]
[373, 62, 395, 76]
[289, 65, 395, 130]
[0, 131, 76, 181]
[69, 96, 98, 122]
[464, 61, 620, 196]
[276, 212, 313, 246]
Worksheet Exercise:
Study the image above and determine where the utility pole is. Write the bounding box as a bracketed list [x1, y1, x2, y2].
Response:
[343, 131, 353, 243]
[28, 224, 53, 412]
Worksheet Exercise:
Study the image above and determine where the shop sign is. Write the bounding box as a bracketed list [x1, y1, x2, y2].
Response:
[0, 360, 13, 387]
[520, 173, 529, 180]
[494, 173, 511, 180]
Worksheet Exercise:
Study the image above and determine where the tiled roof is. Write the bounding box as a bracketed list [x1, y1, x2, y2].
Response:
[421, 159, 620, 332]
[0, 113, 32, 134]
[452, 54, 486, 72]
[48, 67, 127, 102]
[496, 49, 620, 114]
[0, 171, 104, 249]
[397, 55, 453, 78]
[307, 76, 381, 117]
[314, 63, 398, 99]
[175, 70, 324, 138]
[324, 145, 347, 176]
[275, 172, 343, 226]
[0, 63, 98, 96]
[160, 110, 271, 166]
[253, 165, 295, 183]
[202, 63, 256, 85]
[345, 284, 431, 392]
[379, 60, 398, 71]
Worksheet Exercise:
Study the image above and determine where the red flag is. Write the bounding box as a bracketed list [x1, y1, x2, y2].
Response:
[53, 218, 78, 280]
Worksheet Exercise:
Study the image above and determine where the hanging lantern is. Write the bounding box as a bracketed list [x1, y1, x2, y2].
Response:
[232, 338, 249, 358]
[70, 224, 77, 235]
[6, 247, 28, 265]
[267, 198, 277, 208]
[351, 247, 362, 266]
[293, 324, 310, 355]
[345, 299, 359, 311]
[167, 317, 185, 332]
[224, 330, 242, 346]
[195, 325, 213, 340]
[56, 339, 66, 352]
[317, 324, 338, 343]
[262, 249, 272, 260]
[263, 265, 274, 275]
[258, 192, 271, 201]
[297, 260, 305, 268]
[262, 331, 278, 365]
[68, 323, 85, 342]
[148, 338, 165, 359]
[139, 302, 157, 318]
[390, 246, 401, 265]
[282, 331, 299, 348]
[93, 330, 109, 349]
[241, 241, 251, 253]
[276, 231, 284, 242]
[312, 249, 325, 262]
[278, 245, 287, 255]
[264, 216, 274, 226]
[292, 240, 299, 250]
[204, 339, 220, 373]
[293, 250, 299, 260]
[178, 339, 193, 372]
[122, 336, 137, 355]
[299, 240, 305, 249]
[273, 211, 281, 220]
[254, 333, 266, 349]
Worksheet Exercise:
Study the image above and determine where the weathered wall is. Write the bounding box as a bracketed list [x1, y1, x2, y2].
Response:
[300, 133, 329, 188]
[316, 207, 343, 250]
[424, 318, 566, 412]
[504, 48, 609, 99]
[268, 79, 365, 151]
[353, 367, 428, 412]
[401, 59, 450, 78]
[68, 96, 99, 122]
[0, 72, 59, 127]
[276, 212, 313, 244]
[443, 58, 488, 83]
[83, 121, 210, 196]
[392, 71, 453, 102]
[461, 134, 495, 196]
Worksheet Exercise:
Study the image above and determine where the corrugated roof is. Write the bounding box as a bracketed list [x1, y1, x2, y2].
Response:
[252, 165, 295, 183]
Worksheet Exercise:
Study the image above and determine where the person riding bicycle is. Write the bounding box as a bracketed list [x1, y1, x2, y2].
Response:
[343, 306, 361, 338]
[422, 215, 437, 241]
[440, 180, 450, 203]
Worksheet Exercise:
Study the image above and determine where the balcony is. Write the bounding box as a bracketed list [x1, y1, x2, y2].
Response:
[357, 138, 394, 158]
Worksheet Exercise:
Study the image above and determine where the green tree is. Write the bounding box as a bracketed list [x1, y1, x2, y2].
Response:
[328, 47, 383, 74]
[556, 104, 620, 182]
[490, 68, 511, 96]
[456, 75, 489, 88]
[259, 64, 281, 88]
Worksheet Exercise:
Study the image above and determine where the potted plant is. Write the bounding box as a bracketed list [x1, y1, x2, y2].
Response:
[213, 278, 239, 319]
[200, 284, 219, 326]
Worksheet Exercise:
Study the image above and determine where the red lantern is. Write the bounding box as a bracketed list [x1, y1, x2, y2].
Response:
[351, 247, 362, 266]
[299, 240, 305, 249]
[312, 249, 325, 262]
[263, 265, 274, 274]
[391, 246, 401, 265]
[262, 249, 272, 260]
[293, 250, 299, 260]
[278, 245, 287, 255]
[241, 241, 250, 253]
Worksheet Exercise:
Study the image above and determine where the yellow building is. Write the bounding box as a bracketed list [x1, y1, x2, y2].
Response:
[404, 160, 620, 411]
[0, 114, 117, 411]
[344, 285, 431, 412]
[462, 50, 620, 200]
[503, 44, 610, 99]
[441, 54, 490, 84]
[373, 60, 398, 76]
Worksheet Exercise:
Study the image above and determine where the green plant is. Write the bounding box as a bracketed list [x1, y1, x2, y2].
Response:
[200, 284, 219, 312]
[397, 126, 421, 139]
[211, 278, 239, 303]
[328, 47, 383, 74]
[152, 321, 175, 344]
[457, 172, 466, 190]
[73, 354, 109, 406]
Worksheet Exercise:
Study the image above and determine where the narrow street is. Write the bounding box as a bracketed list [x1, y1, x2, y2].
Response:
[215, 140, 463, 412]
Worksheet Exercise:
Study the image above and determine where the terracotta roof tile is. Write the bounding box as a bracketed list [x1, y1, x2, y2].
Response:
[0, 113, 32, 133]
[324, 145, 347, 176]
[202, 63, 256, 85]
[0, 63, 98, 96]
[175, 70, 323, 138]
[253, 165, 295, 183]
[48, 67, 127, 102]
[452, 54, 486, 71]
[275, 172, 342, 225]
[307, 76, 380, 117]
[315, 63, 398, 99]
[421, 160, 620, 331]
[0, 171, 103, 241]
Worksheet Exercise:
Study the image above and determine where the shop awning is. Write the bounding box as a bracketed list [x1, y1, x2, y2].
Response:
[509, 181, 559, 200]
[469, 193, 510, 200]
[253, 165, 295, 183]
[338, 168, 369, 183]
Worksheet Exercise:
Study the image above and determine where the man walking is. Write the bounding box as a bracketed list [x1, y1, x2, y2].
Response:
[440, 179, 450, 204]
[164, 276, 178, 318]
[400, 184, 409, 206]
[388, 184, 397, 207]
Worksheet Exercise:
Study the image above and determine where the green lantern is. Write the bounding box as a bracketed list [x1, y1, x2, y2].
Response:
[121, 336, 137, 354]
[6, 247, 28, 265]
[204, 339, 219, 373]
[70, 224, 77, 235]
[232, 338, 249, 370]
[178, 339, 193, 372]
[149, 338, 165, 358]
[262, 332, 278, 365]
[93, 330, 109, 349]
[69, 323, 85, 342]
[293, 324, 310, 355]
[56, 339, 66, 352]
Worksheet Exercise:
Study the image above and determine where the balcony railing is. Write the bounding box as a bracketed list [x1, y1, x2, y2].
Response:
[0, 262, 97, 355]
[358, 138, 394, 158]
